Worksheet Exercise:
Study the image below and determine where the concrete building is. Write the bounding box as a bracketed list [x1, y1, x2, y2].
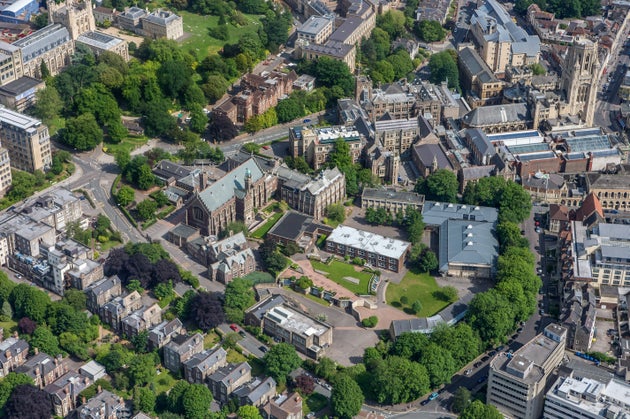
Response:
[0, 106, 51, 172]
[183, 347, 227, 384]
[544, 374, 630, 418]
[262, 304, 333, 359]
[0, 76, 45, 111]
[163, 333, 204, 373]
[289, 125, 364, 170]
[469, 0, 541, 73]
[140, 9, 183, 40]
[422, 201, 499, 278]
[76, 31, 129, 61]
[297, 16, 334, 44]
[569, 221, 630, 287]
[326, 225, 411, 272]
[487, 324, 567, 419]
[361, 188, 424, 215]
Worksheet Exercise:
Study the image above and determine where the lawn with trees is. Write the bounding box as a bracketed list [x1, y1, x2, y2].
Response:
[310, 260, 374, 295]
[386, 269, 452, 316]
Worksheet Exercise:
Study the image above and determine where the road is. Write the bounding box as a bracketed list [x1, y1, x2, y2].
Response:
[216, 323, 268, 359]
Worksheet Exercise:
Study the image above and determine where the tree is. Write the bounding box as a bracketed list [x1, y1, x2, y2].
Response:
[263, 343, 302, 385]
[136, 164, 156, 190]
[207, 112, 238, 142]
[414, 19, 446, 42]
[467, 290, 515, 344]
[371, 356, 430, 404]
[61, 289, 87, 312]
[167, 380, 190, 414]
[460, 400, 503, 419]
[96, 344, 132, 373]
[9, 284, 50, 323]
[361, 316, 378, 328]
[417, 343, 457, 388]
[59, 332, 89, 360]
[238, 405, 262, 419]
[189, 105, 208, 133]
[136, 199, 158, 221]
[224, 278, 255, 323]
[0, 373, 32, 412]
[326, 204, 346, 224]
[452, 386, 471, 413]
[30, 326, 61, 356]
[18, 317, 37, 335]
[276, 97, 305, 123]
[201, 75, 229, 103]
[128, 353, 157, 386]
[294, 374, 315, 395]
[331, 374, 364, 419]
[314, 357, 338, 381]
[430, 323, 482, 367]
[391, 332, 429, 360]
[410, 243, 438, 273]
[107, 119, 128, 143]
[412, 300, 423, 314]
[116, 185, 135, 207]
[142, 98, 177, 137]
[428, 50, 459, 89]
[182, 384, 213, 419]
[5, 384, 52, 419]
[32, 86, 63, 123]
[437, 285, 458, 302]
[59, 113, 103, 151]
[133, 386, 156, 414]
[416, 169, 459, 202]
[376, 10, 406, 38]
[131, 330, 150, 353]
[307, 57, 354, 96]
[190, 292, 225, 331]
[530, 63, 546, 75]
[496, 221, 529, 252]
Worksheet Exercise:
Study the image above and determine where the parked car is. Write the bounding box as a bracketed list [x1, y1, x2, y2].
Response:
[259, 346, 268, 353]
[421, 399, 430, 406]
[477, 375, 488, 383]
[229, 324, 239, 332]
[429, 392, 439, 401]
[239, 330, 246, 337]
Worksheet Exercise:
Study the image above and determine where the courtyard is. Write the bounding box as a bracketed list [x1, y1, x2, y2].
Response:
[386, 269, 452, 317]
[310, 259, 375, 295]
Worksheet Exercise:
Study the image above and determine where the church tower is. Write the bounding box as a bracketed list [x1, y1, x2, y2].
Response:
[560, 38, 600, 127]
[47, 0, 96, 41]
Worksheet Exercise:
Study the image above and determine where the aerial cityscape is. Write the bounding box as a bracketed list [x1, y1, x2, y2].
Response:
[0, 0, 626, 417]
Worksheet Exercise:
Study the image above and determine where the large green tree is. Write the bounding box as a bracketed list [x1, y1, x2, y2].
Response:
[223, 278, 255, 323]
[331, 374, 364, 419]
[429, 50, 459, 89]
[182, 384, 213, 419]
[414, 20, 447, 42]
[371, 356, 430, 404]
[9, 284, 50, 323]
[466, 289, 515, 344]
[30, 326, 62, 356]
[416, 169, 459, 202]
[263, 343, 302, 385]
[460, 400, 504, 419]
[60, 113, 103, 151]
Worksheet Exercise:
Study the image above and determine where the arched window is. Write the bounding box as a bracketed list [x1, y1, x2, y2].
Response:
[193, 207, 204, 220]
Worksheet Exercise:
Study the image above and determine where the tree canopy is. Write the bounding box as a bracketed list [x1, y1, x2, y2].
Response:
[263, 343, 302, 385]
[415, 169, 459, 202]
[429, 50, 459, 89]
[331, 374, 364, 419]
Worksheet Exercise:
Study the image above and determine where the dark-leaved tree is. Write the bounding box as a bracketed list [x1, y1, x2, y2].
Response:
[190, 292, 225, 332]
[5, 384, 52, 419]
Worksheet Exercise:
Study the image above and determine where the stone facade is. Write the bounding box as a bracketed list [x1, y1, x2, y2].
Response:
[559, 38, 600, 127]
[289, 125, 364, 170]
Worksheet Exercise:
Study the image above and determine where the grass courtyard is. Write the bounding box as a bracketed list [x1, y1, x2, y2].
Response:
[310, 259, 374, 295]
[102, 135, 149, 155]
[179, 11, 264, 59]
[386, 269, 451, 317]
[251, 211, 283, 239]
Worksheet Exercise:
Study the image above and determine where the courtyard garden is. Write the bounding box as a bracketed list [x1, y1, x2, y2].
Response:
[386, 269, 452, 317]
[310, 259, 374, 295]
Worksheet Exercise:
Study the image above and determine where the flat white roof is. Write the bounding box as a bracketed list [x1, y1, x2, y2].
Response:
[327, 225, 410, 259]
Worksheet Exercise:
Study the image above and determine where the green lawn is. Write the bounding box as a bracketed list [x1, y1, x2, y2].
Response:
[386, 270, 451, 317]
[251, 211, 283, 239]
[304, 393, 328, 414]
[204, 331, 220, 349]
[102, 135, 149, 155]
[226, 348, 248, 363]
[310, 260, 373, 295]
[153, 370, 178, 394]
[180, 11, 264, 59]
[241, 271, 275, 284]
[0, 319, 17, 334]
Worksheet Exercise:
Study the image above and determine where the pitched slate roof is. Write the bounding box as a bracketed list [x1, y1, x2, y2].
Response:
[197, 159, 264, 212]
[462, 103, 530, 127]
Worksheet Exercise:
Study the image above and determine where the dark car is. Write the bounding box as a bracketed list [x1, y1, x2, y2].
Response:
[477, 375, 488, 383]
[259, 346, 268, 353]
[489, 351, 497, 357]
[421, 399, 430, 406]
[239, 331, 246, 337]
[481, 356, 489, 362]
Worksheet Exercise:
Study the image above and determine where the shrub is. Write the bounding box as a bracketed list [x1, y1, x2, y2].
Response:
[361, 316, 378, 328]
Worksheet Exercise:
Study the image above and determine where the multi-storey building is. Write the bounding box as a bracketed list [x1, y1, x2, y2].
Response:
[559, 38, 600, 127]
[560, 282, 596, 352]
[289, 125, 364, 170]
[361, 188, 424, 215]
[85, 276, 122, 314]
[0, 76, 45, 112]
[262, 393, 304, 419]
[208, 362, 252, 403]
[297, 41, 356, 71]
[12, 24, 74, 79]
[277, 166, 346, 220]
[163, 333, 204, 373]
[140, 9, 183, 40]
[45, 371, 90, 417]
[297, 16, 334, 44]
[586, 173, 630, 211]
[0, 146, 11, 196]
[487, 324, 567, 419]
[233, 376, 277, 408]
[469, 0, 540, 73]
[262, 304, 333, 359]
[21, 189, 82, 232]
[373, 117, 420, 156]
[100, 291, 142, 331]
[76, 31, 129, 61]
[544, 374, 630, 418]
[120, 303, 162, 339]
[183, 347, 227, 384]
[16, 352, 66, 389]
[0, 335, 28, 377]
[326, 225, 411, 272]
[0, 106, 51, 172]
[458, 47, 505, 109]
[364, 143, 400, 185]
[570, 221, 630, 287]
[78, 389, 126, 419]
[148, 318, 183, 351]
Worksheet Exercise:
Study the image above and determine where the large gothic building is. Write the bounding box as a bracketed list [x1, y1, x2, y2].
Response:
[559, 38, 599, 127]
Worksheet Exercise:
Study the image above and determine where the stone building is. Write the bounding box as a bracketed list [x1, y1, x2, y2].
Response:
[163, 333, 204, 373]
[373, 117, 420, 156]
[13, 23, 74, 79]
[361, 188, 424, 215]
[0, 103, 51, 173]
[297, 40, 356, 71]
[297, 16, 334, 44]
[0, 147, 11, 196]
[183, 347, 227, 384]
[76, 31, 129, 61]
[185, 159, 277, 236]
[458, 47, 504, 109]
[277, 166, 346, 219]
[47, 0, 95, 40]
[140, 9, 183, 40]
[208, 362, 252, 403]
[586, 173, 630, 211]
[289, 125, 364, 170]
[0, 76, 45, 112]
[559, 38, 600, 127]
[461, 103, 531, 133]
